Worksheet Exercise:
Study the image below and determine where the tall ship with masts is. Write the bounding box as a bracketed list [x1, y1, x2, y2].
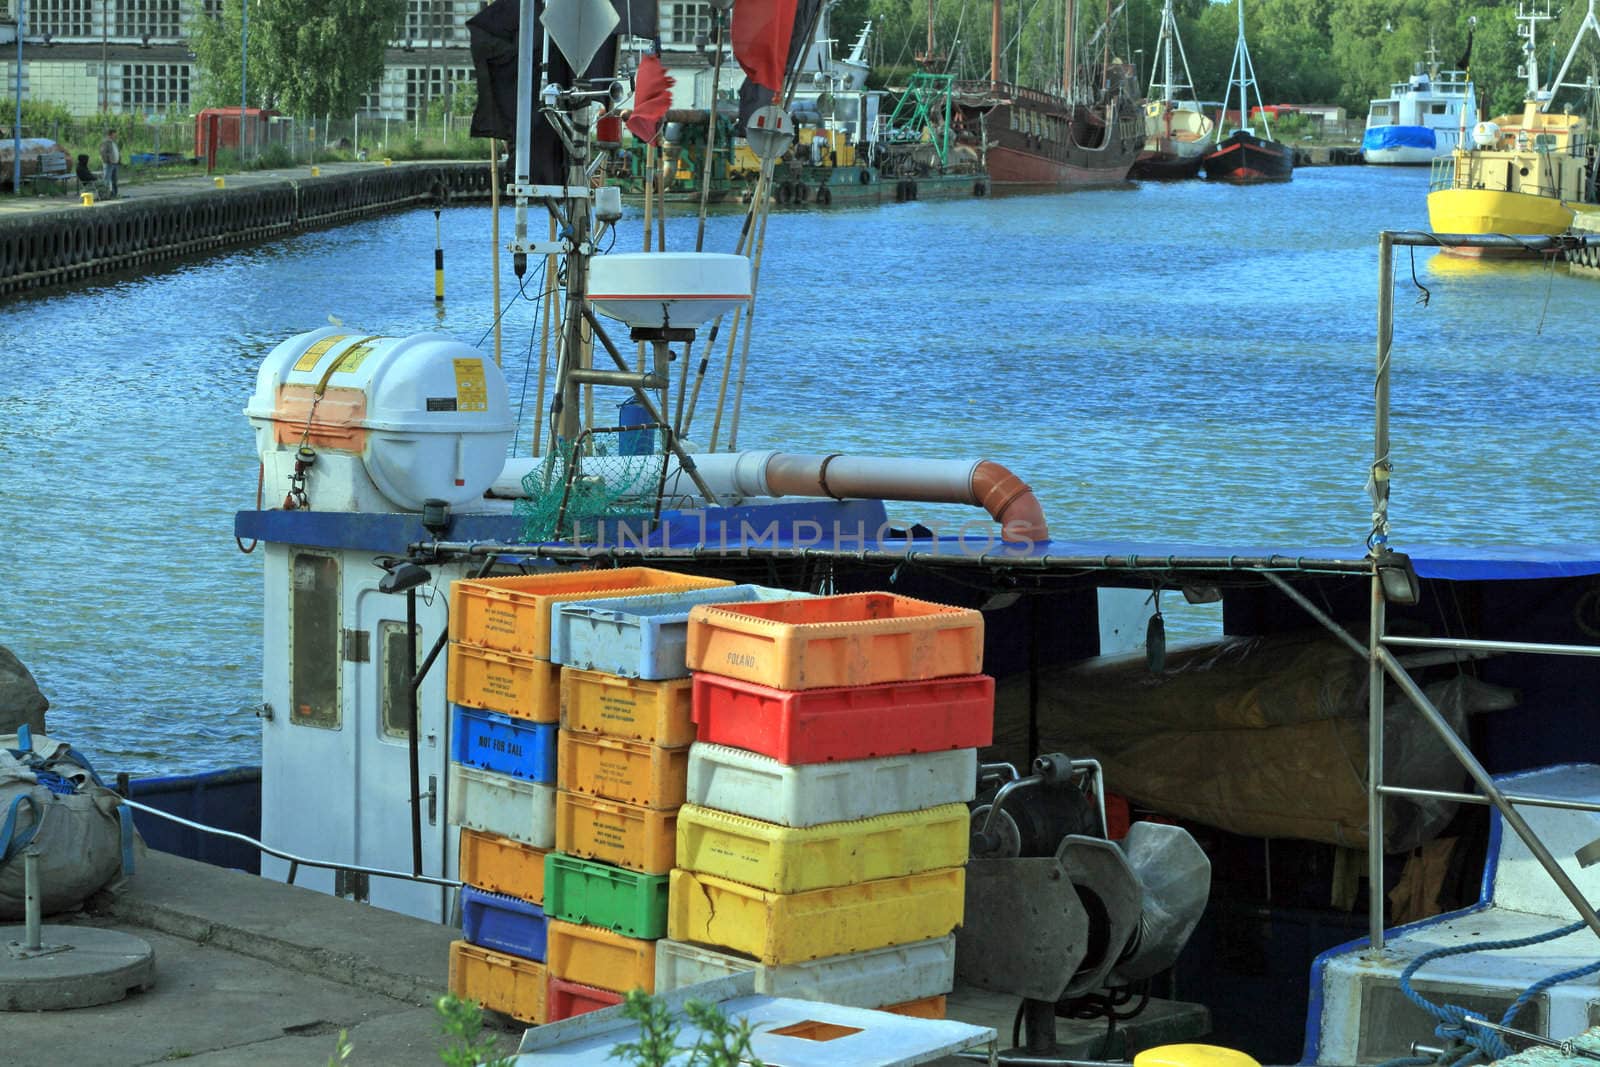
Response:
[1132, 0, 1216, 180]
[954, 0, 1144, 189]
[1203, 0, 1293, 183]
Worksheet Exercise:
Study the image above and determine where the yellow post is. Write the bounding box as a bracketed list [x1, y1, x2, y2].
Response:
[310, 165, 320, 177]
[213, 176, 225, 188]
[79, 192, 95, 206]
[383, 158, 393, 166]
[433, 209, 444, 303]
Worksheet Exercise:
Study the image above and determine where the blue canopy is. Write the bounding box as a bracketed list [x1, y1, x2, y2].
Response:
[1363, 125, 1437, 152]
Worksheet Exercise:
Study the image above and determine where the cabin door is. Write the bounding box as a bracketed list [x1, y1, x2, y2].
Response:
[352, 581, 453, 921]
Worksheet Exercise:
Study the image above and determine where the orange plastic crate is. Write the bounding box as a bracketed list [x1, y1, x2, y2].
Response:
[882, 994, 947, 1019]
[448, 939, 548, 1024]
[555, 789, 678, 874]
[561, 668, 695, 746]
[450, 568, 732, 660]
[459, 829, 548, 906]
[559, 730, 689, 810]
[685, 593, 984, 690]
[546, 919, 656, 994]
[447, 643, 560, 722]
[546, 975, 625, 1021]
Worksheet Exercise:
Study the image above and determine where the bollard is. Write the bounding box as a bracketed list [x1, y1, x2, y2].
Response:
[79, 192, 95, 206]
[22, 847, 41, 953]
[310, 165, 320, 177]
[383, 158, 392, 166]
[213, 176, 226, 188]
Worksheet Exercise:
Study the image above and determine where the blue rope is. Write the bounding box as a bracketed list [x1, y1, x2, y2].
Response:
[1395, 918, 1598, 1067]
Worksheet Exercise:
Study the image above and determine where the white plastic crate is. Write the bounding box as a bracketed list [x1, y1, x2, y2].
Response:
[447, 762, 556, 849]
[654, 935, 955, 1008]
[552, 585, 813, 680]
[684, 744, 977, 827]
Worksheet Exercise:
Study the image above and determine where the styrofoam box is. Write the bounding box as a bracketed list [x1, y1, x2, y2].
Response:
[684, 744, 977, 827]
[552, 585, 815, 680]
[653, 935, 955, 1009]
[448, 763, 557, 849]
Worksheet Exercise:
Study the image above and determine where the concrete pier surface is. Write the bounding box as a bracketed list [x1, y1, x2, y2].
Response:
[6, 851, 518, 1067]
[4, 850, 1208, 1065]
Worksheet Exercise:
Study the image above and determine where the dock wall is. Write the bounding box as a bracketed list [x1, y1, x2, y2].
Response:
[0, 162, 492, 297]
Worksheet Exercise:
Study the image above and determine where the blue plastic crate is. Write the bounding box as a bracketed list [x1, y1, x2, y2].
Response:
[461, 884, 549, 961]
[450, 705, 558, 783]
[551, 584, 813, 680]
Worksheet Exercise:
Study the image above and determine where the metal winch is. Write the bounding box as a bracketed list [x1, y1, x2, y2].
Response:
[959, 754, 1211, 1058]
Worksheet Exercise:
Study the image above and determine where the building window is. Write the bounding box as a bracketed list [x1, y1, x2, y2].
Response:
[405, 0, 456, 45]
[290, 552, 342, 730]
[662, 1, 711, 45]
[116, 0, 182, 37]
[121, 62, 190, 109]
[202, 0, 224, 17]
[378, 621, 421, 740]
[405, 66, 473, 121]
[33, 0, 92, 38]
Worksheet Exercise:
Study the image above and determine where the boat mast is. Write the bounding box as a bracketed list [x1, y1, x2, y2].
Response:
[1219, 0, 1269, 139]
[1064, 0, 1075, 101]
[1148, 0, 1196, 104]
[1515, 3, 1553, 102]
[991, 0, 1002, 85]
[1543, 0, 1600, 111]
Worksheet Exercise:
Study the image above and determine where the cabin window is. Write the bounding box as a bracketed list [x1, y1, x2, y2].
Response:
[1534, 134, 1556, 150]
[379, 621, 422, 740]
[1430, 103, 1449, 115]
[289, 552, 341, 730]
[1371, 103, 1393, 119]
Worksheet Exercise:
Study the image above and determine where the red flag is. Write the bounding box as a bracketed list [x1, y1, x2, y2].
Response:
[732, 0, 800, 93]
[627, 55, 675, 143]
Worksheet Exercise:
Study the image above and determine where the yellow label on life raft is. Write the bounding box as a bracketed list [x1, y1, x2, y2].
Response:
[333, 342, 378, 374]
[293, 334, 348, 371]
[454, 358, 489, 412]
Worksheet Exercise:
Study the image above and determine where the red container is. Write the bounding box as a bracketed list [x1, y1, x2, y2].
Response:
[691, 673, 994, 764]
[547, 974, 626, 1021]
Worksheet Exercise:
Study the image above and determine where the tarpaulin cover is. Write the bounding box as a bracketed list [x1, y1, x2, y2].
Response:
[988, 630, 1520, 849]
[1363, 125, 1437, 152]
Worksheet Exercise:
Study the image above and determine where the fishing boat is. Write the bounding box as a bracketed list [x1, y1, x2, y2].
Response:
[615, 6, 987, 208]
[52, 0, 1600, 1058]
[1131, 0, 1214, 180]
[1202, 0, 1293, 183]
[1426, 2, 1600, 252]
[1361, 50, 1472, 165]
[953, 0, 1144, 189]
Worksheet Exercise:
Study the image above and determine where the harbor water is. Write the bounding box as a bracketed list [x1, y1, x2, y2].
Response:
[2, 165, 1596, 775]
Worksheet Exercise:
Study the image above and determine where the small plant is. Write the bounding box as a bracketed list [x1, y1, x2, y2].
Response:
[609, 990, 763, 1067]
[324, 1030, 353, 1066]
[436, 993, 514, 1067]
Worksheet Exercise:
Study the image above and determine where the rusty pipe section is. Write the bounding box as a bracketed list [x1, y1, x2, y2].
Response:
[686, 451, 1049, 543]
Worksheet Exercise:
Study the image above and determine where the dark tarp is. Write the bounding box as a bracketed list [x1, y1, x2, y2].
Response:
[467, 0, 657, 183]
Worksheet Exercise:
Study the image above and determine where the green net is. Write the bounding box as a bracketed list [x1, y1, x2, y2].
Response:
[514, 436, 668, 544]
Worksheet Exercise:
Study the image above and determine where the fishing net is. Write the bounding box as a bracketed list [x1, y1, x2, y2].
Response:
[514, 436, 668, 544]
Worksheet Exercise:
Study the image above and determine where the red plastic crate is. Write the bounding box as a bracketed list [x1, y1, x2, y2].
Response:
[547, 974, 626, 1021]
[691, 673, 994, 764]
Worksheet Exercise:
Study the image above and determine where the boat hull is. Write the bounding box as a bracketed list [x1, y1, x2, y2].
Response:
[1362, 124, 1458, 165]
[1426, 187, 1577, 255]
[1131, 148, 1206, 180]
[1203, 131, 1294, 184]
[958, 86, 1144, 190]
[984, 143, 1137, 189]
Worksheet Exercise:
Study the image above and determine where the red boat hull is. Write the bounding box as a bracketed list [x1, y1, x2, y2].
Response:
[1203, 131, 1294, 184]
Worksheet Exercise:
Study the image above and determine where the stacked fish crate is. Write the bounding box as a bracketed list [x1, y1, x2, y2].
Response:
[659, 592, 994, 1018]
[444, 568, 730, 1025]
[541, 584, 808, 1021]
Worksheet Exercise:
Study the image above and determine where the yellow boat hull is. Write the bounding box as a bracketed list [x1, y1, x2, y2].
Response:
[1427, 188, 1576, 254]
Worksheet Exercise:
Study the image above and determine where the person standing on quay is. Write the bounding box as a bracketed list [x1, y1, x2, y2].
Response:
[98, 129, 120, 198]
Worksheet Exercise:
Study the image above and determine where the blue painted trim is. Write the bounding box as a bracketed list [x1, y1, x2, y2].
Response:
[1299, 764, 1600, 1063]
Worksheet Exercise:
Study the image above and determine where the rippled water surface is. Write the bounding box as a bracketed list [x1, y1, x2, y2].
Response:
[3, 165, 1596, 774]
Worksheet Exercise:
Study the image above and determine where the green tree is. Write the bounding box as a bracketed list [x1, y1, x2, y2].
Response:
[188, 0, 403, 116]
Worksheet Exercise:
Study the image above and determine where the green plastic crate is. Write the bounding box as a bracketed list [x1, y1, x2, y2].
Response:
[544, 851, 670, 939]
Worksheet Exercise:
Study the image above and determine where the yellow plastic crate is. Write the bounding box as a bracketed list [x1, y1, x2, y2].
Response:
[448, 939, 547, 1024]
[675, 802, 970, 893]
[667, 866, 965, 965]
[546, 919, 657, 994]
[559, 730, 689, 810]
[685, 592, 984, 690]
[459, 829, 548, 906]
[556, 789, 678, 874]
[561, 668, 694, 746]
[450, 569, 732, 660]
[447, 643, 560, 722]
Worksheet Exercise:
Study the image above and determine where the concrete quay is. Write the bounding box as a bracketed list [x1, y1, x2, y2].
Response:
[0, 160, 491, 298]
